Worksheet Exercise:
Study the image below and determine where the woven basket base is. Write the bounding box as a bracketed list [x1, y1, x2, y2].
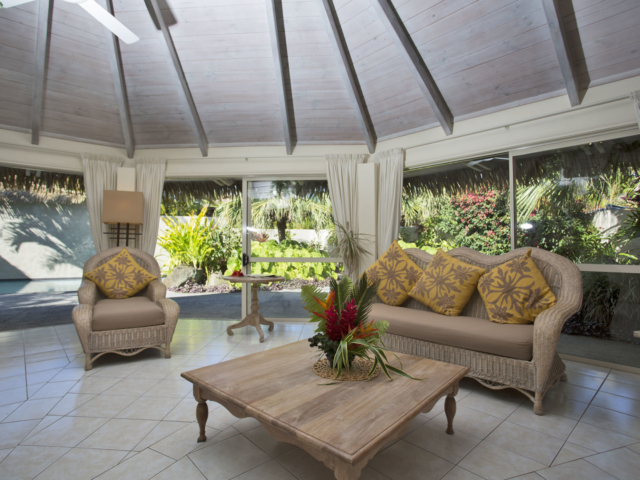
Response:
[312, 357, 381, 382]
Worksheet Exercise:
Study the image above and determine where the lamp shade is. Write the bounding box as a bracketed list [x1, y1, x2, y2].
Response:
[102, 190, 144, 224]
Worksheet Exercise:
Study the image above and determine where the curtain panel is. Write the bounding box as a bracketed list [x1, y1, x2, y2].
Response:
[136, 158, 167, 256]
[81, 153, 123, 253]
[372, 148, 405, 257]
[325, 154, 367, 279]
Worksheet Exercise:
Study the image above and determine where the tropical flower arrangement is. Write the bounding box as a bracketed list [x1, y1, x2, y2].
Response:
[302, 274, 417, 381]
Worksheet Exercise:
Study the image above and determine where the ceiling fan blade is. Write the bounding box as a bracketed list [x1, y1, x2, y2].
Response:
[78, 0, 139, 44]
[0, 0, 37, 7]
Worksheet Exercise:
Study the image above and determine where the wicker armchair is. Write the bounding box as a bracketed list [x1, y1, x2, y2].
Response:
[379, 247, 583, 415]
[72, 247, 180, 371]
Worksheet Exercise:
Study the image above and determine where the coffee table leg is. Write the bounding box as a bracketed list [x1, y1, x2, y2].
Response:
[259, 313, 275, 332]
[196, 399, 208, 442]
[445, 394, 456, 435]
[334, 459, 363, 480]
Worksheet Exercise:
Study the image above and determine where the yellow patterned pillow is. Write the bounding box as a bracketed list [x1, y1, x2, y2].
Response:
[477, 249, 556, 324]
[84, 248, 156, 299]
[366, 240, 423, 306]
[408, 249, 485, 316]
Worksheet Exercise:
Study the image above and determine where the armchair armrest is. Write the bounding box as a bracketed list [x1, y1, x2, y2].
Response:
[533, 266, 583, 391]
[145, 279, 167, 302]
[78, 279, 98, 306]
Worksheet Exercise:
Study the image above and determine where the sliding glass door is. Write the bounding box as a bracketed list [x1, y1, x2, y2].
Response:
[240, 178, 340, 319]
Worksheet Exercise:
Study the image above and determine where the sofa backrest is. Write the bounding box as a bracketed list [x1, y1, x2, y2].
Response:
[401, 247, 565, 320]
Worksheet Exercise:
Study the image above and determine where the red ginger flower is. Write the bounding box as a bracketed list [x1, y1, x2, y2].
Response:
[340, 299, 358, 337]
[325, 305, 342, 342]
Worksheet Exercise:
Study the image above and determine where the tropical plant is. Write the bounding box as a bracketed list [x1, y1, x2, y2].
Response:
[326, 221, 372, 278]
[157, 208, 214, 272]
[302, 274, 418, 380]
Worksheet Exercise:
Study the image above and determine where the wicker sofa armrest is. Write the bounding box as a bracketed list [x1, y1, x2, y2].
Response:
[145, 279, 167, 303]
[78, 279, 98, 306]
[532, 263, 583, 391]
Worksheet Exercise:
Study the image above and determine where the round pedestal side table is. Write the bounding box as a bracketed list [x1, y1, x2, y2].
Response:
[221, 276, 286, 343]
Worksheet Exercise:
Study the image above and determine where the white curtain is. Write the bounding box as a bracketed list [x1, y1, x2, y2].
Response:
[632, 91, 640, 130]
[136, 158, 167, 256]
[81, 153, 123, 253]
[372, 148, 404, 257]
[325, 154, 367, 278]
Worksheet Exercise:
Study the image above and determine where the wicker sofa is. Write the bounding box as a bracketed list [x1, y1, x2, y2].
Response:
[72, 247, 180, 371]
[376, 247, 582, 415]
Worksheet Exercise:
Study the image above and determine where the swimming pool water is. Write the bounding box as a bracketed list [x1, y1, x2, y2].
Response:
[0, 279, 82, 295]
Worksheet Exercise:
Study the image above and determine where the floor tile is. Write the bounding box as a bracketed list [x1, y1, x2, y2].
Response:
[565, 371, 605, 390]
[0, 386, 27, 406]
[545, 382, 597, 404]
[275, 448, 341, 480]
[584, 447, 640, 480]
[116, 396, 182, 421]
[4, 397, 61, 422]
[27, 368, 63, 385]
[29, 380, 76, 400]
[25, 349, 67, 364]
[485, 421, 565, 466]
[79, 418, 160, 450]
[50, 368, 86, 382]
[506, 405, 577, 440]
[48, 393, 96, 416]
[404, 419, 481, 464]
[22, 415, 63, 441]
[458, 391, 523, 419]
[142, 379, 193, 398]
[540, 395, 588, 420]
[0, 448, 12, 463]
[233, 460, 296, 480]
[440, 467, 484, 480]
[581, 404, 640, 439]
[600, 379, 640, 401]
[153, 457, 207, 480]
[0, 374, 25, 392]
[567, 422, 637, 452]
[0, 445, 69, 480]
[243, 425, 297, 458]
[232, 416, 262, 433]
[537, 458, 616, 480]
[458, 441, 546, 480]
[189, 434, 271, 480]
[0, 402, 21, 422]
[26, 357, 70, 374]
[0, 419, 39, 449]
[134, 420, 189, 452]
[551, 442, 597, 466]
[591, 391, 640, 418]
[95, 448, 174, 480]
[27, 382, 44, 397]
[101, 377, 161, 397]
[628, 442, 640, 454]
[35, 447, 128, 480]
[368, 439, 454, 480]
[563, 361, 609, 378]
[69, 394, 138, 418]
[22, 415, 108, 447]
[69, 376, 122, 395]
[607, 370, 640, 387]
[151, 423, 220, 460]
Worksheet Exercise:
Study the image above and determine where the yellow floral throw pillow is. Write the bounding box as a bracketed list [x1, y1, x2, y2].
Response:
[408, 249, 485, 316]
[84, 248, 156, 299]
[366, 240, 423, 306]
[477, 249, 556, 324]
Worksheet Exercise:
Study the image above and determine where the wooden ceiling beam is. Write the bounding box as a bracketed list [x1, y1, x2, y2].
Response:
[317, 0, 376, 153]
[541, 0, 580, 106]
[148, 0, 208, 156]
[30, 0, 53, 145]
[265, 0, 294, 155]
[370, 0, 453, 136]
[101, 0, 134, 159]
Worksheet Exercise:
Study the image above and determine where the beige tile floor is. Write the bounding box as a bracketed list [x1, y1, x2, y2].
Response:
[1, 319, 640, 480]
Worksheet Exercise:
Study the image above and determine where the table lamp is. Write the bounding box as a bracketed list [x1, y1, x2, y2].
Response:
[102, 190, 144, 247]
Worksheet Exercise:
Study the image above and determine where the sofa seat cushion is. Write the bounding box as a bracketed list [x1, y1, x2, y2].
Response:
[372, 303, 533, 361]
[92, 296, 165, 332]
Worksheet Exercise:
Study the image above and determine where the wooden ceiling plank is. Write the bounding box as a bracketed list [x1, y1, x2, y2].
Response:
[541, 0, 581, 106]
[316, 0, 376, 153]
[369, 0, 453, 136]
[30, 0, 53, 145]
[148, 0, 208, 156]
[97, 0, 134, 158]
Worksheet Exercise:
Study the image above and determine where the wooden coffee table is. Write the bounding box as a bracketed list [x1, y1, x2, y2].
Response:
[181, 341, 468, 480]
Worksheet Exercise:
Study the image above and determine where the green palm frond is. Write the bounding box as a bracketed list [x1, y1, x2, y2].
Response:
[350, 273, 379, 326]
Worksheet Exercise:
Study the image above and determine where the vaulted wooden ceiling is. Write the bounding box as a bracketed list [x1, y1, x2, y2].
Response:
[0, 0, 638, 157]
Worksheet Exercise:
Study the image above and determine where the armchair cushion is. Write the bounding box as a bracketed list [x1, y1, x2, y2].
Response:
[92, 297, 165, 331]
[84, 248, 157, 299]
